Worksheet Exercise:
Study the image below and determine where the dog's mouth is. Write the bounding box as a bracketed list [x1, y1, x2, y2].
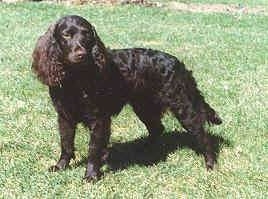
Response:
[69, 54, 88, 64]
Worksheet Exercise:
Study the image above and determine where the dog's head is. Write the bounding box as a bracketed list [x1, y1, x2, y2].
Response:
[32, 15, 107, 86]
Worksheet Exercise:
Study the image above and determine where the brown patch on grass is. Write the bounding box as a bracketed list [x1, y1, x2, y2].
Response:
[63, 0, 268, 15]
[40, 0, 155, 6]
[2, 0, 267, 15]
[165, 2, 267, 15]
[1, 0, 157, 6]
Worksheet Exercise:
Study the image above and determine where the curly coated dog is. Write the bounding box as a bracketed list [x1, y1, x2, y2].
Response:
[32, 15, 222, 182]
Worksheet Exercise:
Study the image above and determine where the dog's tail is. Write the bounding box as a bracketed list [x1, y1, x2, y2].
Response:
[173, 60, 222, 126]
[205, 104, 222, 125]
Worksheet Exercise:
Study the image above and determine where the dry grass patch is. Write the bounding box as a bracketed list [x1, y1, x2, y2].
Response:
[165, 2, 267, 15]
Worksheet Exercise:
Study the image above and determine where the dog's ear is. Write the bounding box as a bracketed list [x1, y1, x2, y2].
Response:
[91, 27, 109, 75]
[32, 23, 65, 87]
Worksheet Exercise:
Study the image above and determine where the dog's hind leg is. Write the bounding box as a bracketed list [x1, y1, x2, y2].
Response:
[170, 94, 216, 170]
[131, 101, 165, 140]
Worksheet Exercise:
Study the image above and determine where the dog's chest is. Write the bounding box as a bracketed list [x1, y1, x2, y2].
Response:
[75, 81, 120, 113]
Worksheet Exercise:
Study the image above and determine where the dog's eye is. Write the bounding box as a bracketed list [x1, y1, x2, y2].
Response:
[62, 33, 72, 40]
[81, 30, 92, 37]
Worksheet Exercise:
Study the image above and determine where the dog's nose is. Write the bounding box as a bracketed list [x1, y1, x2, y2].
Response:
[76, 50, 87, 59]
[74, 40, 87, 60]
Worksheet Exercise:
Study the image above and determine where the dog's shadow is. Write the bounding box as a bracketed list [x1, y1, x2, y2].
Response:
[75, 131, 231, 171]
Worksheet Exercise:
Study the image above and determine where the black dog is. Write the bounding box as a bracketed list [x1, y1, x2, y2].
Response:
[32, 15, 222, 182]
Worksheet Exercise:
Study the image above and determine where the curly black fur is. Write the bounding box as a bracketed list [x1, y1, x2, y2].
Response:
[32, 15, 222, 182]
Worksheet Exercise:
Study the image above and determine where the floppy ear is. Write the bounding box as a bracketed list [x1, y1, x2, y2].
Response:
[91, 27, 109, 74]
[32, 23, 65, 87]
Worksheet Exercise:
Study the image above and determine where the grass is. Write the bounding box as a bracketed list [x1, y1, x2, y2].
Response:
[0, 1, 267, 198]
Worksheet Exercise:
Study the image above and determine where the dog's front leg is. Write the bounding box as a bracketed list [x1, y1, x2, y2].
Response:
[49, 115, 76, 172]
[84, 117, 111, 182]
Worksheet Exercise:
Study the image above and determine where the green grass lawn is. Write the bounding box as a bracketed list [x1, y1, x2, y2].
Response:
[0, 1, 267, 198]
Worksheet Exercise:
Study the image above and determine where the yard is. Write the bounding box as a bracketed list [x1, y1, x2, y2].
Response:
[0, 0, 267, 198]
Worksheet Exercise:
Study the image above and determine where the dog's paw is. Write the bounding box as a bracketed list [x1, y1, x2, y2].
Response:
[83, 171, 102, 183]
[205, 161, 214, 170]
[49, 165, 62, 172]
[83, 163, 103, 183]
[205, 155, 215, 170]
[48, 159, 69, 172]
